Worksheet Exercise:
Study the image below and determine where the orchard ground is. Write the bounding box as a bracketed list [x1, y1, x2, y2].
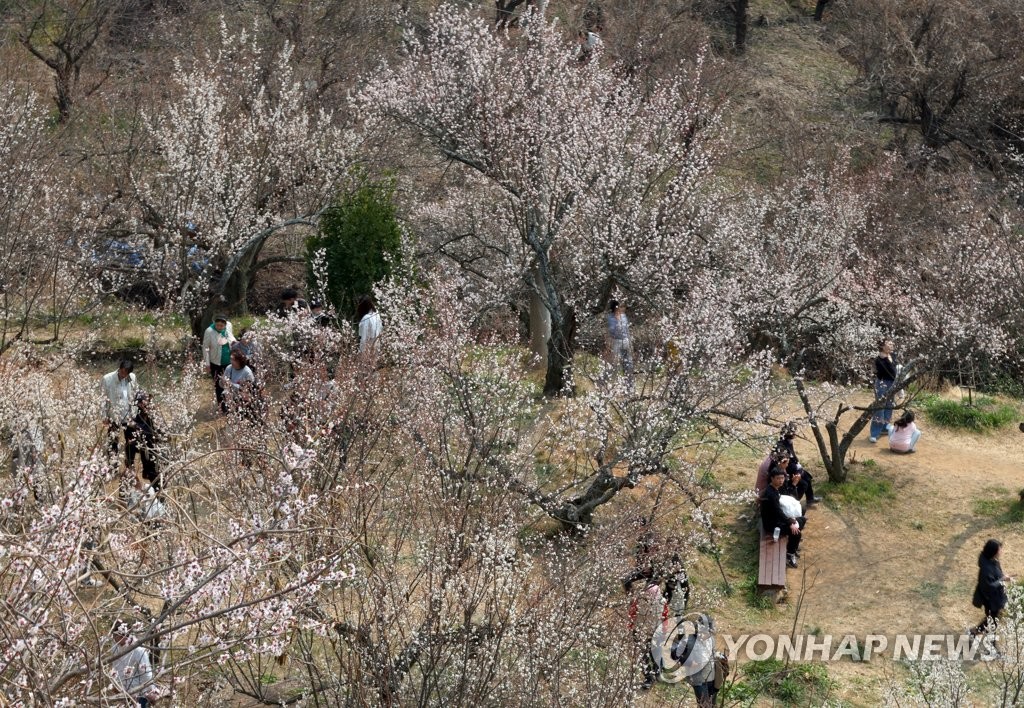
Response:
[644, 387, 1024, 706]
[79, 333, 1024, 706]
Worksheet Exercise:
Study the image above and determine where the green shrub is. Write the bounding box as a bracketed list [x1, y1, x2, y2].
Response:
[722, 658, 834, 706]
[972, 490, 1024, 526]
[919, 394, 1017, 432]
[307, 175, 403, 321]
[818, 469, 895, 511]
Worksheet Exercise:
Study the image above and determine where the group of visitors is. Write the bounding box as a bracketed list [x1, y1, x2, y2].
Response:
[101, 360, 164, 512]
[99, 288, 384, 497]
[201, 317, 260, 417]
[92, 288, 386, 705]
[200, 288, 382, 414]
[756, 423, 820, 569]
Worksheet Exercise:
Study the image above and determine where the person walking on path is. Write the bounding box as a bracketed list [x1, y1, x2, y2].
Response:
[869, 339, 899, 442]
[972, 538, 1012, 636]
[126, 392, 163, 491]
[202, 316, 235, 413]
[101, 359, 139, 459]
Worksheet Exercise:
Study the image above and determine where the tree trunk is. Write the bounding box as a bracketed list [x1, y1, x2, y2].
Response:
[813, 0, 830, 21]
[543, 305, 576, 397]
[189, 237, 268, 337]
[528, 267, 550, 363]
[553, 469, 630, 529]
[796, 370, 918, 483]
[54, 64, 74, 123]
[734, 0, 750, 54]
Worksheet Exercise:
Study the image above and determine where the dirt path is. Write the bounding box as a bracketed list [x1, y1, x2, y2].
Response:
[713, 389, 1024, 704]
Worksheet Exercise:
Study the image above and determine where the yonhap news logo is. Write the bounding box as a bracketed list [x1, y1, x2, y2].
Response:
[716, 633, 1000, 663]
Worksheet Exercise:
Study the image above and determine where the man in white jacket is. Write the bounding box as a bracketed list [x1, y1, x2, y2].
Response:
[100, 359, 139, 459]
[110, 622, 155, 706]
[201, 316, 235, 413]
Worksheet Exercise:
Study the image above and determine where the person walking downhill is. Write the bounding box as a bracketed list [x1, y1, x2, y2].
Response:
[869, 339, 899, 443]
[101, 359, 139, 460]
[971, 539, 1012, 637]
[223, 350, 258, 418]
[202, 316, 235, 413]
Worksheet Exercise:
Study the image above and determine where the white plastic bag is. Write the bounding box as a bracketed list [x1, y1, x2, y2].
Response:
[779, 494, 802, 519]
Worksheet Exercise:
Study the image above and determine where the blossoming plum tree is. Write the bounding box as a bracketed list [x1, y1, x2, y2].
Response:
[124, 23, 353, 336]
[360, 3, 721, 395]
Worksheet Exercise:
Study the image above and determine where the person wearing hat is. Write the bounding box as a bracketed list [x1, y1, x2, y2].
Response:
[201, 316, 235, 413]
[777, 422, 822, 505]
[761, 464, 802, 568]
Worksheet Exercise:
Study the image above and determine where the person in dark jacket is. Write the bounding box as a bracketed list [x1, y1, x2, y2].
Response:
[870, 339, 899, 442]
[777, 422, 822, 505]
[972, 539, 1012, 635]
[126, 392, 163, 491]
[761, 467, 802, 568]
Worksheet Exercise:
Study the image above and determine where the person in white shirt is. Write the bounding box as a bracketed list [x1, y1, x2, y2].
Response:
[201, 316, 235, 413]
[100, 360, 139, 459]
[109, 622, 154, 706]
[357, 295, 383, 355]
[223, 350, 258, 418]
